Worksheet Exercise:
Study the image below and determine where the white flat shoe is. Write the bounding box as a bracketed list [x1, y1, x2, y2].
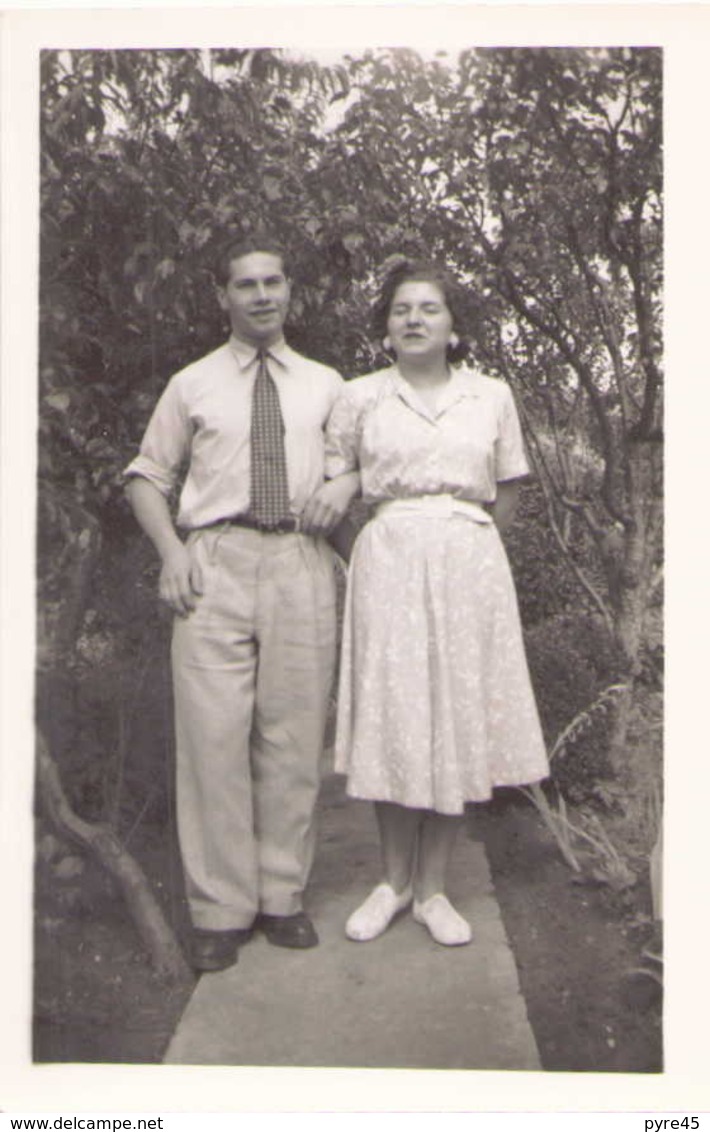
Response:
[413, 893, 472, 946]
[346, 882, 413, 942]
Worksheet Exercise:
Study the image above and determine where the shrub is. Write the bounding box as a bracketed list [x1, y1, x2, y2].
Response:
[506, 479, 591, 629]
[525, 612, 624, 800]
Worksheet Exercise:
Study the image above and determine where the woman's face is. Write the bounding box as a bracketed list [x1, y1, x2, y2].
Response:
[387, 280, 454, 363]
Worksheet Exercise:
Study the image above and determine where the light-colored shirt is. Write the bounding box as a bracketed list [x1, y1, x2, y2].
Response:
[324, 365, 529, 504]
[125, 336, 343, 529]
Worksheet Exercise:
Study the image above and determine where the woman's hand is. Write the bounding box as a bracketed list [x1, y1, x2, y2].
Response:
[301, 472, 361, 536]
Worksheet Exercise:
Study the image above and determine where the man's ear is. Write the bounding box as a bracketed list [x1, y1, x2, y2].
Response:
[216, 285, 228, 311]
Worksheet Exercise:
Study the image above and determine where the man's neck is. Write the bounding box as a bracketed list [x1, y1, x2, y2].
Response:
[231, 331, 286, 353]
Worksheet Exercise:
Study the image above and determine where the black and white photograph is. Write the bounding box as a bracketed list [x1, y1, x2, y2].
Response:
[0, 0, 706, 1120]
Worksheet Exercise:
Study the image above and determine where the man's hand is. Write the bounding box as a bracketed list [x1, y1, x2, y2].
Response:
[301, 473, 360, 536]
[159, 543, 204, 618]
[126, 477, 205, 617]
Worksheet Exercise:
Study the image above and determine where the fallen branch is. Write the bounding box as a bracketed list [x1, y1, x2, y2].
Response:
[36, 728, 191, 982]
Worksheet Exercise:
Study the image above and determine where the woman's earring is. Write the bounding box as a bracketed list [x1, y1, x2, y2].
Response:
[449, 333, 460, 349]
[382, 336, 392, 352]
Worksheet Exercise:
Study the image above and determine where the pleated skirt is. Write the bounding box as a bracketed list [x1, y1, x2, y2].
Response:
[334, 511, 549, 814]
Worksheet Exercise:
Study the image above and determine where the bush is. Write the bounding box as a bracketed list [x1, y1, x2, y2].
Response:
[506, 479, 591, 628]
[525, 612, 624, 800]
[36, 507, 175, 830]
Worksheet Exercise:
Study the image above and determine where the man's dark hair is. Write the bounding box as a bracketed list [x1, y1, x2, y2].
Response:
[372, 257, 470, 364]
[214, 234, 291, 286]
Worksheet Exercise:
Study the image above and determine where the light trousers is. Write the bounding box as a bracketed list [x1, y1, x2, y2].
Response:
[171, 525, 337, 930]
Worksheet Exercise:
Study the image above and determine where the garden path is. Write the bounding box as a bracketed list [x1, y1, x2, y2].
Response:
[163, 772, 540, 1070]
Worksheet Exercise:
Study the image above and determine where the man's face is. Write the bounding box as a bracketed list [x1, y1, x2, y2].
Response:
[217, 251, 291, 346]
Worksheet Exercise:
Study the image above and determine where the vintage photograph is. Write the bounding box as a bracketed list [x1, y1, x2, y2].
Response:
[32, 40, 662, 1074]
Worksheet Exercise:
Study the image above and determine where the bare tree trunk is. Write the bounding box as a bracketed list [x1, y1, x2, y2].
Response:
[607, 576, 644, 774]
[36, 729, 191, 982]
[606, 683, 635, 778]
[607, 438, 661, 774]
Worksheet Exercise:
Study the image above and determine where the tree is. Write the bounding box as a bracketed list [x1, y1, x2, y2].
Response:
[316, 47, 663, 772]
[38, 46, 352, 960]
[38, 45, 662, 878]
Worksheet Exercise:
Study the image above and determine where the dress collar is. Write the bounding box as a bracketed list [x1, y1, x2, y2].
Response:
[387, 364, 481, 419]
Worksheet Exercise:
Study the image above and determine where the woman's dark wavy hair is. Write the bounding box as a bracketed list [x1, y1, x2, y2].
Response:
[371, 257, 470, 364]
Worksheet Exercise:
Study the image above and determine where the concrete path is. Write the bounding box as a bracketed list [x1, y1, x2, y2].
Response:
[164, 773, 541, 1070]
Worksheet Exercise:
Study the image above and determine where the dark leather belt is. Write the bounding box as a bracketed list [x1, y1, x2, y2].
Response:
[220, 514, 300, 534]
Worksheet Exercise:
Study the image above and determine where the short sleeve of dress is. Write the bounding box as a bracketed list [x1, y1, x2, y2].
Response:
[324, 385, 363, 479]
[495, 384, 530, 483]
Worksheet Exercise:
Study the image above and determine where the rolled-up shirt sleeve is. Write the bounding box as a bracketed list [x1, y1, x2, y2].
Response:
[324, 387, 363, 479]
[124, 376, 191, 496]
[495, 384, 530, 483]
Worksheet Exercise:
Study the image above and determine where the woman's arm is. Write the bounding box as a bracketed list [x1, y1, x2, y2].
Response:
[300, 470, 361, 536]
[491, 479, 521, 535]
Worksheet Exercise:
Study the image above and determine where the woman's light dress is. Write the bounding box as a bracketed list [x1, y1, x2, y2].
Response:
[325, 365, 549, 815]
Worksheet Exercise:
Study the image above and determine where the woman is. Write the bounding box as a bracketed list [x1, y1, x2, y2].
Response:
[324, 258, 549, 946]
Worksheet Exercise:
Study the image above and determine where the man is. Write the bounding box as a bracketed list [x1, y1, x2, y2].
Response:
[125, 236, 355, 971]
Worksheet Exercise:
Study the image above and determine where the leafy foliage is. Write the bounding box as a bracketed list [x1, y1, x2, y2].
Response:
[506, 479, 587, 627]
[38, 46, 662, 820]
[525, 612, 624, 795]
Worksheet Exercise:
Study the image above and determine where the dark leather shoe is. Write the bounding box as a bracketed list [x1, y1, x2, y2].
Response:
[258, 911, 318, 949]
[191, 927, 253, 972]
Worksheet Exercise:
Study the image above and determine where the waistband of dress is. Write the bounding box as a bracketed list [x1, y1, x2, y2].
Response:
[374, 495, 493, 524]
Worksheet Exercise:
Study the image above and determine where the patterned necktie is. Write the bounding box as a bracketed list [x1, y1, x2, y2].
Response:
[248, 348, 291, 528]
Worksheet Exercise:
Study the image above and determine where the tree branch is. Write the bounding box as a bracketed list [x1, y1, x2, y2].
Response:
[37, 729, 191, 982]
[566, 221, 632, 434]
[497, 264, 629, 527]
[625, 197, 663, 438]
[497, 351, 616, 635]
[520, 423, 615, 635]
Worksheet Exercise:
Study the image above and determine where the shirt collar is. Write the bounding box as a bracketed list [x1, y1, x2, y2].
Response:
[228, 334, 290, 372]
